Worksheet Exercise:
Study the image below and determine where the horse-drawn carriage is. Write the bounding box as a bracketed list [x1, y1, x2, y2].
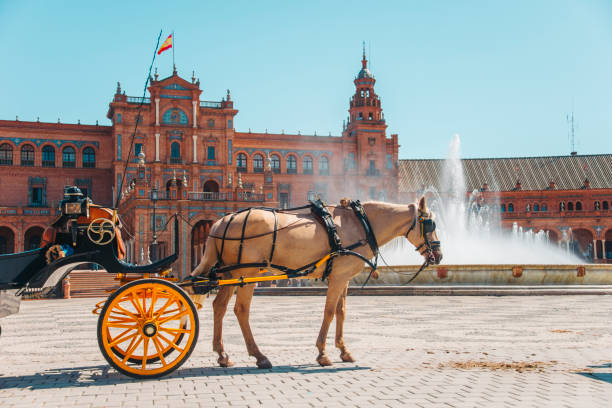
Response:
[0, 186, 442, 379]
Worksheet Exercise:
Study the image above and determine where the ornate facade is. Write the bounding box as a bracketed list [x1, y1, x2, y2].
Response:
[0, 52, 399, 277]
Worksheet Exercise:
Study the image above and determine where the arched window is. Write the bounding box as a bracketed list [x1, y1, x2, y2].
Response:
[42, 145, 55, 167]
[237, 153, 247, 172]
[0, 143, 13, 165]
[62, 146, 75, 168]
[542, 203, 547, 211]
[162, 108, 188, 125]
[560, 202, 565, 211]
[500, 204, 506, 212]
[271, 154, 280, 174]
[82, 147, 96, 168]
[319, 156, 329, 175]
[594, 201, 601, 210]
[604, 201, 609, 210]
[526, 203, 531, 212]
[253, 154, 264, 173]
[303, 156, 313, 174]
[576, 201, 582, 211]
[534, 204, 539, 212]
[287, 155, 297, 174]
[170, 142, 181, 163]
[568, 202, 574, 211]
[508, 203, 514, 212]
[20, 145, 34, 166]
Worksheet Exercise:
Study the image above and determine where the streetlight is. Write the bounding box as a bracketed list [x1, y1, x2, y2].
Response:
[150, 187, 158, 262]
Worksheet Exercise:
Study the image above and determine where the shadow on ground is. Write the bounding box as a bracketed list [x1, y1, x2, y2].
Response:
[0, 364, 371, 390]
[576, 363, 612, 384]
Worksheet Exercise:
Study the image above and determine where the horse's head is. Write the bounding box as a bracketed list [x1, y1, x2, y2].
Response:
[405, 197, 443, 265]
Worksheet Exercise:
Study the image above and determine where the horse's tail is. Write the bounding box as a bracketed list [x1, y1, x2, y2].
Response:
[191, 234, 219, 277]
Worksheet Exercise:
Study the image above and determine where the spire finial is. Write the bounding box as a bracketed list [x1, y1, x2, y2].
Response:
[173, 64, 177, 75]
[192, 70, 196, 83]
[116, 82, 121, 94]
[361, 41, 367, 69]
[154, 67, 158, 81]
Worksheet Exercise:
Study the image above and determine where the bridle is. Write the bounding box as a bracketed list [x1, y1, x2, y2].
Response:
[405, 211, 441, 279]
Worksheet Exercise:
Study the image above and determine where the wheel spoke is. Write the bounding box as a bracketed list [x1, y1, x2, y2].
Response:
[157, 332, 184, 353]
[159, 327, 191, 335]
[109, 331, 138, 347]
[152, 337, 168, 367]
[153, 295, 177, 319]
[130, 291, 146, 317]
[122, 335, 143, 363]
[113, 304, 140, 320]
[106, 322, 139, 329]
[158, 309, 189, 325]
[142, 337, 149, 370]
[108, 315, 135, 323]
[148, 288, 158, 319]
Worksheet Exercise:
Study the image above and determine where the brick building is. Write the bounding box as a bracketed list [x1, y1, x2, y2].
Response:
[0, 52, 399, 277]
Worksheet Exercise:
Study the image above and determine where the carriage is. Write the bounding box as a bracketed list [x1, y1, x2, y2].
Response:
[0, 186, 441, 379]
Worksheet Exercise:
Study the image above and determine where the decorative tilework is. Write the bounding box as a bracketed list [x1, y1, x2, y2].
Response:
[242, 147, 332, 158]
[162, 84, 189, 90]
[0, 137, 99, 148]
[161, 94, 192, 100]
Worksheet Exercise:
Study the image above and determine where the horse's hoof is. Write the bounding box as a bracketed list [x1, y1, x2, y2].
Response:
[317, 354, 333, 367]
[218, 354, 234, 367]
[340, 352, 356, 362]
[256, 357, 273, 369]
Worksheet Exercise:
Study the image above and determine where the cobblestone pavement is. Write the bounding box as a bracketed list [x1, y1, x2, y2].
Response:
[1, 295, 611, 407]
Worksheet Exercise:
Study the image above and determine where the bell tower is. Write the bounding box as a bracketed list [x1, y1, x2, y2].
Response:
[345, 44, 383, 126]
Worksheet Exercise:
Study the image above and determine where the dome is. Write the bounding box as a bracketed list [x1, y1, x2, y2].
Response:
[357, 67, 374, 79]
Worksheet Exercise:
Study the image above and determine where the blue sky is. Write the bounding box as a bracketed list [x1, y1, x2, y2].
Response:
[1, 0, 611, 159]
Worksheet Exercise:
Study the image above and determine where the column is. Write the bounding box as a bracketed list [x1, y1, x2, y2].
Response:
[192, 134, 198, 163]
[192, 100, 197, 128]
[602, 240, 607, 260]
[155, 98, 160, 126]
[593, 239, 598, 260]
[155, 133, 160, 162]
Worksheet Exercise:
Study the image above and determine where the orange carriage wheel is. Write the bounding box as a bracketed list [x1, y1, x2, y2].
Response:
[97, 279, 199, 379]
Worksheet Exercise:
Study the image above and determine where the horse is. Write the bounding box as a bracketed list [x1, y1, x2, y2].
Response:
[189, 197, 442, 368]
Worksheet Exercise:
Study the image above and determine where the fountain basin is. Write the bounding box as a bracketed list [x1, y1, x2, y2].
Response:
[350, 264, 612, 286]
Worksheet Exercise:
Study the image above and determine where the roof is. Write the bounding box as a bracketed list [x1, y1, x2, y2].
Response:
[357, 67, 374, 79]
[399, 154, 612, 192]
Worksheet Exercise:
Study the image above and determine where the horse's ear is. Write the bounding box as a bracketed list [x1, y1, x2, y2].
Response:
[419, 196, 428, 213]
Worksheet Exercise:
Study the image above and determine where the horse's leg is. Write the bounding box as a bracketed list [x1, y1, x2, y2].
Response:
[334, 282, 355, 362]
[315, 278, 346, 366]
[212, 285, 235, 367]
[234, 285, 272, 369]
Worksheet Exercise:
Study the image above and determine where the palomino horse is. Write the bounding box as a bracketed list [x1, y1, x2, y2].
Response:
[190, 197, 442, 368]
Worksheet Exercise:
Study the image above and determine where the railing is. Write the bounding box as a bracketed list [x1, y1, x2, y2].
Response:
[42, 160, 55, 167]
[287, 168, 297, 174]
[126, 96, 151, 104]
[200, 101, 223, 108]
[63, 161, 75, 168]
[0, 159, 13, 165]
[21, 160, 34, 167]
[241, 193, 265, 201]
[188, 192, 226, 201]
[366, 168, 381, 176]
[303, 169, 313, 175]
[253, 167, 264, 173]
[169, 158, 183, 164]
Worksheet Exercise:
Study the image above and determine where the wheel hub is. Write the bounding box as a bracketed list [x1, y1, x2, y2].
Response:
[142, 322, 157, 337]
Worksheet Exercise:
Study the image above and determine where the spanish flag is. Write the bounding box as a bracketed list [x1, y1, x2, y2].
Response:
[157, 34, 173, 55]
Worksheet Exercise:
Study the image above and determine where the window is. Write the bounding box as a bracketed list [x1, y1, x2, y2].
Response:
[271, 154, 280, 173]
[170, 142, 181, 163]
[287, 155, 297, 174]
[319, 156, 329, 175]
[534, 204, 539, 212]
[542, 203, 547, 211]
[116, 134, 122, 160]
[279, 192, 289, 209]
[20, 145, 34, 166]
[62, 146, 75, 168]
[368, 112, 373, 120]
[135, 143, 143, 157]
[82, 147, 95, 168]
[508, 203, 514, 212]
[207, 146, 215, 160]
[386, 154, 393, 169]
[576, 201, 582, 211]
[253, 154, 264, 173]
[526, 204, 531, 212]
[500, 204, 506, 212]
[345, 153, 356, 169]
[42, 145, 55, 167]
[594, 201, 601, 210]
[360, 90, 364, 97]
[162, 108, 188, 125]
[30, 187, 43, 206]
[307, 191, 317, 201]
[358, 112, 363, 120]
[604, 201, 609, 210]
[0, 143, 13, 165]
[366, 90, 370, 97]
[207, 119, 215, 128]
[559, 202, 565, 211]
[568, 202, 574, 211]
[228, 119, 232, 128]
[369, 187, 376, 199]
[116, 113, 122, 124]
[28, 177, 46, 207]
[303, 156, 313, 174]
[237, 153, 247, 172]
[367, 160, 380, 176]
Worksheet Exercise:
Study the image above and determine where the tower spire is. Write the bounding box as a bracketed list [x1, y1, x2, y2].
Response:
[362, 41, 367, 69]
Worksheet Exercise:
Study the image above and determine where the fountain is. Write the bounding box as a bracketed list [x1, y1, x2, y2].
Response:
[352, 134, 612, 287]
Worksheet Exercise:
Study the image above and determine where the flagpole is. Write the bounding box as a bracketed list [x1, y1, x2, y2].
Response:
[172, 30, 175, 72]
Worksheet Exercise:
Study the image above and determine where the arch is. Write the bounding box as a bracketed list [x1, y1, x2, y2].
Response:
[319, 155, 330, 175]
[24, 226, 44, 250]
[0, 143, 13, 165]
[533, 203, 539, 212]
[541, 203, 547, 212]
[500, 203, 506, 212]
[162, 107, 188, 125]
[559, 201, 565, 211]
[82, 146, 96, 168]
[605, 229, 612, 260]
[576, 201, 582, 211]
[286, 154, 297, 174]
[42, 144, 55, 167]
[508, 203, 514, 212]
[203, 180, 219, 193]
[270, 153, 281, 173]
[62, 145, 76, 167]
[571, 228, 594, 260]
[303, 155, 313, 174]
[603, 201, 609, 210]
[191, 220, 212, 269]
[567, 202, 574, 211]
[170, 142, 181, 163]
[253, 153, 264, 172]
[237, 152, 247, 172]
[0, 226, 15, 254]
[594, 201, 601, 211]
[20, 144, 35, 166]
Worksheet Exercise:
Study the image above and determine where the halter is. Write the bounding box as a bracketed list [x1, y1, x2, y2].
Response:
[405, 211, 441, 278]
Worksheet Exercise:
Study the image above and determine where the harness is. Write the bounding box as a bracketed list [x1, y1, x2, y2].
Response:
[207, 200, 380, 283]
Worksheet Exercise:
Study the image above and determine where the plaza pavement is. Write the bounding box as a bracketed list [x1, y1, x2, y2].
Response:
[1, 295, 611, 407]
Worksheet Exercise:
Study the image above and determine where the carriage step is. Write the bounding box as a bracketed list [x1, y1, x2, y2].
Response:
[67, 270, 119, 298]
